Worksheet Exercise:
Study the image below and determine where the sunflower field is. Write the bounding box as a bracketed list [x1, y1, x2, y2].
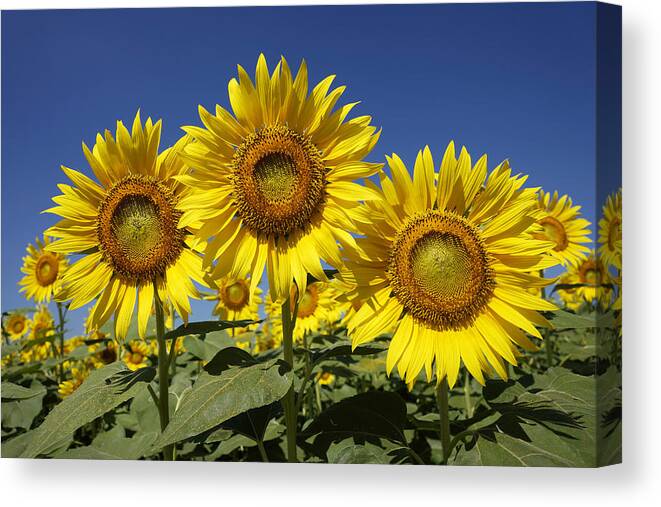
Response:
[1, 55, 621, 466]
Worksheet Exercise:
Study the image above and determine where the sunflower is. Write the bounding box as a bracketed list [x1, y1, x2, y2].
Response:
[58, 366, 89, 398]
[266, 282, 341, 343]
[30, 306, 55, 341]
[253, 322, 282, 354]
[177, 54, 382, 304]
[63, 335, 85, 354]
[4, 312, 30, 341]
[206, 275, 262, 330]
[44, 112, 206, 340]
[316, 370, 335, 386]
[123, 340, 151, 371]
[20, 308, 55, 362]
[88, 340, 118, 368]
[341, 142, 559, 388]
[19, 234, 68, 303]
[331, 277, 364, 329]
[533, 191, 591, 267]
[572, 252, 613, 308]
[598, 188, 622, 269]
[556, 272, 584, 312]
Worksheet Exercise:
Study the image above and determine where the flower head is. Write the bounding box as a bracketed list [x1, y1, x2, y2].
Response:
[178, 54, 381, 304]
[45, 112, 206, 340]
[19, 234, 68, 303]
[342, 142, 558, 388]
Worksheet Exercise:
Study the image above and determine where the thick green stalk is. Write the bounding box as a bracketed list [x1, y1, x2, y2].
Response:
[540, 269, 553, 367]
[256, 439, 269, 463]
[463, 370, 473, 418]
[281, 297, 298, 463]
[56, 302, 66, 383]
[436, 378, 451, 464]
[154, 284, 174, 461]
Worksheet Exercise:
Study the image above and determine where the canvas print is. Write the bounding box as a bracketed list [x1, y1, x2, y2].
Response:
[1, 2, 621, 466]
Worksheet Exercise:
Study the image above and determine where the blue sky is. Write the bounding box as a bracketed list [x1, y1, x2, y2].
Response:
[1, 3, 620, 334]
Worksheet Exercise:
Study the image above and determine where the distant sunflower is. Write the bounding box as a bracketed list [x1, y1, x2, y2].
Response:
[88, 340, 118, 368]
[598, 188, 622, 269]
[266, 282, 340, 343]
[556, 272, 584, 312]
[177, 54, 381, 303]
[30, 306, 55, 340]
[253, 322, 282, 354]
[123, 340, 151, 371]
[534, 190, 592, 267]
[573, 252, 612, 308]
[342, 143, 558, 388]
[316, 371, 335, 386]
[207, 276, 262, 328]
[5, 313, 30, 341]
[20, 307, 55, 362]
[45, 112, 205, 340]
[58, 366, 89, 398]
[19, 235, 68, 303]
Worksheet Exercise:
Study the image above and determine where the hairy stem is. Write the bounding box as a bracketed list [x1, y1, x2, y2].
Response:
[154, 283, 174, 461]
[436, 377, 451, 464]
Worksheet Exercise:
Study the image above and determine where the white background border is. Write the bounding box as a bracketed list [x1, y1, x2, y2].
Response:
[1, 0, 658, 504]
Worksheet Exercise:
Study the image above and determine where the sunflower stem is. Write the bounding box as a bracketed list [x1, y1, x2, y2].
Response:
[154, 283, 174, 461]
[540, 269, 553, 367]
[463, 370, 473, 418]
[256, 438, 269, 463]
[281, 294, 298, 463]
[436, 378, 451, 464]
[56, 302, 66, 384]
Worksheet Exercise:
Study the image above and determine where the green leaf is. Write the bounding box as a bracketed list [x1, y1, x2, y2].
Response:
[1, 342, 21, 358]
[451, 432, 580, 466]
[548, 310, 615, 329]
[152, 359, 292, 449]
[22, 363, 145, 458]
[55, 426, 158, 460]
[182, 335, 221, 361]
[105, 367, 156, 394]
[301, 391, 408, 458]
[164, 320, 258, 341]
[1, 380, 46, 429]
[327, 440, 390, 464]
[203, 346, 257, 375]
[1, 430, 72, 458]
[1, 381, 46, 401]
[450, 368, 607, 467]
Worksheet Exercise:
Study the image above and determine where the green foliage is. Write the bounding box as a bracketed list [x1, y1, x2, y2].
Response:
[449, 367, 618, 467]
[1, 381, 46, 401]
[2, 304, 621, 466]
[21, 363, 145, 458]
[153, 358, 293, 449]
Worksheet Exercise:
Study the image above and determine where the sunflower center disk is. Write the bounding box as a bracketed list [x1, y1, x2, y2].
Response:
[579, 260, 602, 286]
[35, 254, 59, 286]
[254, 153, 298, 201]
[222, 281, 250, 311]
[111, 196, 162, 259]
[538, 216, 568, 251]
[11, 318, 26, 334]
[389, 211, 495, 330]
[232, 125, 326, 238]
[97, 175, 184, 283]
